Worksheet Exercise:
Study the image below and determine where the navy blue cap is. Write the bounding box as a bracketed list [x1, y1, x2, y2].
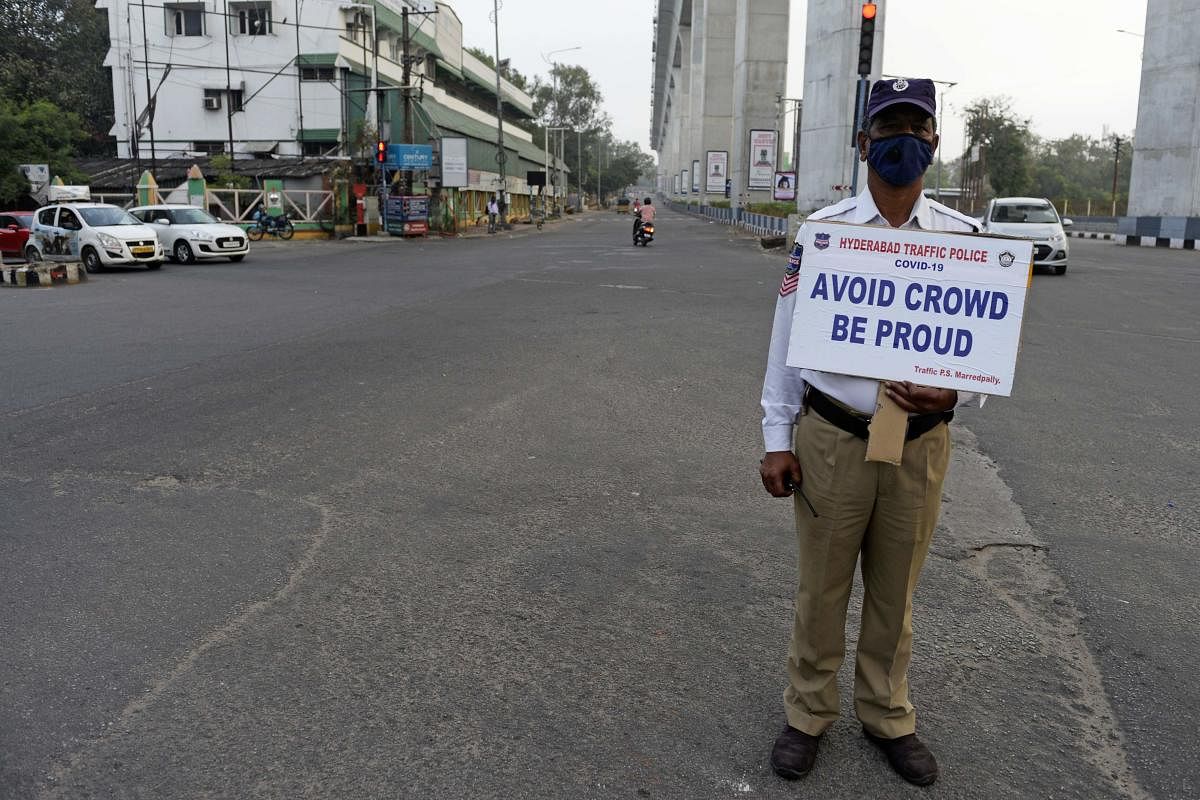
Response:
[866, 78, 936, 119]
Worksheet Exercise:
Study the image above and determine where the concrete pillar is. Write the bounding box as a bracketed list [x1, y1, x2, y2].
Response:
[730, 0, 789, 211]
[697, 0, 736, 204]
[676, 26, 694, 197]
[796, 0, 885, 213]
[1125, 0, 1200, 233]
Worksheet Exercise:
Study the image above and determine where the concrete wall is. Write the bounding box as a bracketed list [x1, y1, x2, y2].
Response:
[795, 0, 884, 213]
[1127, 0, 1200, 218]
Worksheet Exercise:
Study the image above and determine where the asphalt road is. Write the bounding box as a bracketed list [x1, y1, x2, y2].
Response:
[1, 211, 1195, 799]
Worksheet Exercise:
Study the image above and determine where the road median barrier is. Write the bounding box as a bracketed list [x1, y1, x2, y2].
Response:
[2, 262, 86, 288]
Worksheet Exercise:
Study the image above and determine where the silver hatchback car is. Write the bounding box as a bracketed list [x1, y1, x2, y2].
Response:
[980, 197, 1072, 275]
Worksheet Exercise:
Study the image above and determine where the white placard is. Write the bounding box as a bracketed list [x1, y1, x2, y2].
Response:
[441, 136, 468, 187]
[748, 129, 777, 189]
[705, 151, 728, 192]
[786, 221, 1034, 396]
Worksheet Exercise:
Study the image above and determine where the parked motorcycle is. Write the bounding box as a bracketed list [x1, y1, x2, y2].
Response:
[247, 209, 295, 241]
[633, 218, 655, 246]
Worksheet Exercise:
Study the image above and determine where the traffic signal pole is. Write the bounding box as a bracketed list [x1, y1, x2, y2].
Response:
[849, 2, 877, 196]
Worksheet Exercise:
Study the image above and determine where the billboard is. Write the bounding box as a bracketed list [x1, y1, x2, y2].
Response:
[748, 129, 777, 189]
[705, 151, 728, 193]
[440, 137, 468, 187]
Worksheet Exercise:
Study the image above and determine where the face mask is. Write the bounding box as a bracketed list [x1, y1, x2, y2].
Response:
[865, 133, 934, 187]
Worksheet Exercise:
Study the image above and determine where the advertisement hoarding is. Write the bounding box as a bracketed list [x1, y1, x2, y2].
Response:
[748, 130, 778, 190]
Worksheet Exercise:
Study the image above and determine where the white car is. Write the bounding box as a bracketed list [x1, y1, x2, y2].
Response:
[979, 197, 1072, 275]
[129, 204, 249, 263]
[26, 203, 164, 272]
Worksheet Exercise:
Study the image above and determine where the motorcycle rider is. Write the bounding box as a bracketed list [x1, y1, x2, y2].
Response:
[635, 196, 656, 239]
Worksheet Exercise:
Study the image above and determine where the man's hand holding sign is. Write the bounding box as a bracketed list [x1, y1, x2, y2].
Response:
[788, 220, 1032, 462]
[758, 76, 1032, 789]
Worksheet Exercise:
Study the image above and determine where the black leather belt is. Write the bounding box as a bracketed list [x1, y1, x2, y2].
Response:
[805, 386, 952, 442]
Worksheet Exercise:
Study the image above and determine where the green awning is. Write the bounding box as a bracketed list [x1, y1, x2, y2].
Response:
[434, 57, 464, 81]
[298, 53, 338, 66]
[299, 128, 340, 142]
[417, 99, 557, 169]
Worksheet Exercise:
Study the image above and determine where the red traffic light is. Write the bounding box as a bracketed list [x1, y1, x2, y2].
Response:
[376, 140, 387, 163]
[861, 2, 877, 19]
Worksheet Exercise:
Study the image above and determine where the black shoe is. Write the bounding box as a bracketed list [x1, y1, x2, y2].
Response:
[863, 727, 939, 786]
[770, 726, 821, 780]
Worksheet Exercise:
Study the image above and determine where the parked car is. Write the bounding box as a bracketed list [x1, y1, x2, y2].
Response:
[979, 197, 1072, 275]
[0, 211, 34, 260]
[26, 203, 164, 272]
[129, 204, 249, 263]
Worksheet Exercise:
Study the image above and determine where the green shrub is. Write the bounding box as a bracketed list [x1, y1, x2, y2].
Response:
[746, 201, 796, 218]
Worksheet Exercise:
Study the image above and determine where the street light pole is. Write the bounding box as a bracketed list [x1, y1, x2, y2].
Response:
[935, 83, 955, 200]
[541, 47, 581, 211]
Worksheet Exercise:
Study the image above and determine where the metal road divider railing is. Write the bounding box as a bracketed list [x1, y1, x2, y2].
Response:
[666, 200, 788, 238]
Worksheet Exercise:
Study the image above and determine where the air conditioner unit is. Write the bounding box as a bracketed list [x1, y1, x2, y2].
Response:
[204, 95, 221, 110]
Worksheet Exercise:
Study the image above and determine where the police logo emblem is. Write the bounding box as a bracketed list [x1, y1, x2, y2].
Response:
[892, 78, 909, 92]
[786, 243, 803, 273]
[998, 250, 1016, 268]
[814, 232, 831, 251]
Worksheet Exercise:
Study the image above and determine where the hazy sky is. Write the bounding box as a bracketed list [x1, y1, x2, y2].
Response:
[444, 0, 1147, 158]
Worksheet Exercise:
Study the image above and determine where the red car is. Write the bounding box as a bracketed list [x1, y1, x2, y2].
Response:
[0, 212, 34, 260]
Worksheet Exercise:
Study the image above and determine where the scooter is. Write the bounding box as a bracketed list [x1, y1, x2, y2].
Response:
[633, 218, 655, 246]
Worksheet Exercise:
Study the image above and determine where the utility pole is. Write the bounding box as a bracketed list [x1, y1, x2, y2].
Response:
[223, 1, 236, 169]
[577, 129, 582, 210]
[295, 0, 304, 158]
[492, 0, 507, 217]
[402, 6, 413, 194]
[1111, 135, 1123, 216]
[138, 0, 157, 174]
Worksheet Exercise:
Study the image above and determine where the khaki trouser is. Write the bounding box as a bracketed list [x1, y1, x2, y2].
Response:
[783, 408, 950, 739]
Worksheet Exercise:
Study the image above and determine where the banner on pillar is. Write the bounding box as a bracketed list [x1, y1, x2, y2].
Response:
[748, 129, 778, 189]
[706, 151, 728, 192]
[691, 160, 700, 192]
[673, 174, 681, 194]
[681, 168, 689, 195]
[774, 171, 796, 201]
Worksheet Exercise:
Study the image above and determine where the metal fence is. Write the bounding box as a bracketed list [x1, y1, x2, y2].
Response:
[94, 188, 335, 224]
[668, 201, 788, 237]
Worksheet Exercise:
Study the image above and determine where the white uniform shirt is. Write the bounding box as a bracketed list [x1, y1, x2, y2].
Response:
[761, 188, 985, 452]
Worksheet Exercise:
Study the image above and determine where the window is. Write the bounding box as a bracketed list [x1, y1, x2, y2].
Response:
[228, 89, 244, 112]
[194, 141, 226, 154]
[301, 140, 338, 156]
[59, 209, 82, 230]
[38, 208, 57, 226]
[166, 4, 204, 36]
[232, 3, 272, 35]
[300, 65, 335, 81]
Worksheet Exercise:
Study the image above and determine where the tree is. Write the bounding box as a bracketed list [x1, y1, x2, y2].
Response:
[464, 46, 529, 91]
[532, 64, 608, 133]
[0, 0, 114, 155]
[962, 97, 1032, 198]
[1028, 133, 1132, 212]
[0, 98, 89, 204]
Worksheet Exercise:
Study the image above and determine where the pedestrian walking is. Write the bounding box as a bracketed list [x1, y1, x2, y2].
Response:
[758, 77, 984, 788]
[487, 197, 499, 234]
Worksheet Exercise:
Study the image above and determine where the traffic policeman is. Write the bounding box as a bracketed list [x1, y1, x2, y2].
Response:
[759, 77, 984, 787]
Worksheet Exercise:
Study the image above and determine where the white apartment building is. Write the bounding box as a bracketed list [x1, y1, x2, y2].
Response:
[98, 0, 553, 192]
